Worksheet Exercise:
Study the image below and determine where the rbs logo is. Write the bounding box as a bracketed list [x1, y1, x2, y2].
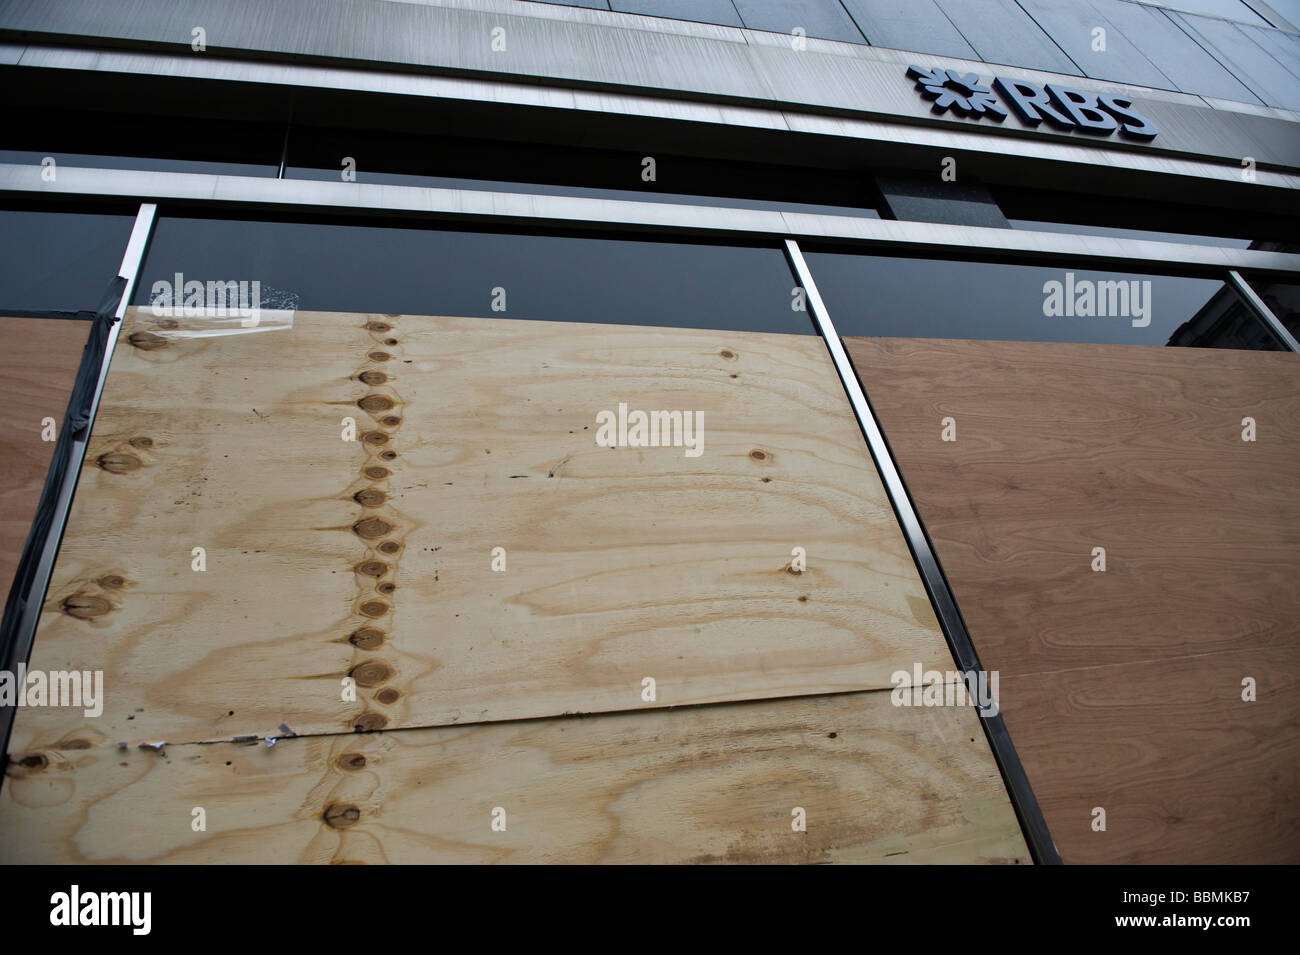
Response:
[907, 66, 1158, 141]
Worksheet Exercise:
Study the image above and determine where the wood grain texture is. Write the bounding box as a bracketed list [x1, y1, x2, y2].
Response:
[0, 317, 90, 604]
[10, 310, 948, 753]
[845, 336, 1300, 864]
[0, 689, 1028, 864]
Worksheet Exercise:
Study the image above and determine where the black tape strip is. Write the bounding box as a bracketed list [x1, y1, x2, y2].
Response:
[0, 274, 128, 771]
[0, 309, 97, 322]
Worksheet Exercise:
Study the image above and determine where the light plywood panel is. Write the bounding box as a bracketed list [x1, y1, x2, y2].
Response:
[0, 317, 90, 603]
[845, 336, 1300, 864]
[10, 310, 947, 752]
[0, 689, 1029, 864]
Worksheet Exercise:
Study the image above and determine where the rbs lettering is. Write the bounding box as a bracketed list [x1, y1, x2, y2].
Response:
[908, 66, 1158, 141]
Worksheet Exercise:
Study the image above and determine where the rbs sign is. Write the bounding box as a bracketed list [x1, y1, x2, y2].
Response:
[907, 65, 1158, 141]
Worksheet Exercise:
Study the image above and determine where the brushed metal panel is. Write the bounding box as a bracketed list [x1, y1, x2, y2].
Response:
[1092, 0, 1264, 103]
[840, 0, 979, 59]
[932, 0, 1081, 74]
[732, 0, 866, 44]
[1171, 11, 1300, 109]
[609, 0, 744, 27]
[5, 164, 1299, 274]
[1016, 0, 1176, 89]
[2, 0, 1298, 167]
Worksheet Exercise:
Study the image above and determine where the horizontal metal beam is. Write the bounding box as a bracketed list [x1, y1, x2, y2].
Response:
[3, 0, 1298, 168]
[4, 164, 1299, 275]
[5, 43, 1300, 195]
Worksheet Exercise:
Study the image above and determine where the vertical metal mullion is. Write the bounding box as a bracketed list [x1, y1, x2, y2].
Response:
[1228, 270, 1298, 352]
[0, 202, 156, 763]
[783, 237, 1062, 865]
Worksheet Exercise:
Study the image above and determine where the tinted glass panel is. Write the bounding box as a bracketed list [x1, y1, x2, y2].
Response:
[0, 207, 135, 312]
[806, 251, 1278, 349]
[134, 217, 812, 334]
[1245, 277, 1300, 342]
[286, 167, 879, 218]
[285, 127, 879, 218]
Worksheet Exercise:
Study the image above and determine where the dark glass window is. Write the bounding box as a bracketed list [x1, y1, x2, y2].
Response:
[0, 206, 136, 312]
[1244, 276, 1300, 342]
[805, 251, 1279, 349]
[285, 126, 879, 219]
[133, 216, 812, 335]
[993, 184, 1297, 247]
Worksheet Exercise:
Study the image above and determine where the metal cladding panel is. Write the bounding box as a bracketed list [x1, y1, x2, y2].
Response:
[0, 0, 1297, 167]
[932, 0, 1082, 75]
[1091, 0, 1264, 103]
[1015, 0, 1176, 88]
[1172, 11, 1300, 109]
[840, 0, 979, 60]
[609, 0, 744, 27]
[732, 0, 867, 44]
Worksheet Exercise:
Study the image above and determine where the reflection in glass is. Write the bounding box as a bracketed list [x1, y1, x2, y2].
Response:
[805, 251, 1278, 349]
[134, 217, 811, 335]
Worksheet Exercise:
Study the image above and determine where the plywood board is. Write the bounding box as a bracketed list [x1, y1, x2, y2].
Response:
[0, 317, 90, 603]
[845, 336, 1300, 863]
[0, 689, 1029, 864]
[10, 310, 948, 753]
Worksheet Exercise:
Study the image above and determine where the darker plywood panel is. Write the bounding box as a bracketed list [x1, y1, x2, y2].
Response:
[0, 688, 1028, 864]
[845, 336, 1300, 863]
[0, 317, 90, 604]
[1001, 649, 1300, 864]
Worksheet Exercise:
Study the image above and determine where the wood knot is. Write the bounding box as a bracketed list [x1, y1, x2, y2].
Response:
[349, 660, 393, 687]
[375, 688, 400, 705]
[382, 338, 398, 347]
[348, 628, 385, 650]
[749, 449, 770, 462]
[128, 331, 168, 350]
[358, 370, 387, 386]
[17, 753, 48, 770]
[98, 574, 126, 589]
[719, 349, 737, 360]
[367, 352, 391, 362]
[364, 322, 391, 332]
[354, 560, 388, 578]
[376, 581, 395, 595]
[358, 600, 389, 618]
[322, 803, 362, 829]
[61, 594, 111, 619]
[96, 452, 141, 474]
[362, 432, 389, 446]
[357, 394, 394, 413]
[377, 541, 400, 555]
[128, 436, 154, 449]
[352, 712, 388, 733]
[337, 753, 367, 771]
[353, 488, 386, 507]
[364, 466, 390, 480]
[379, 450, 397, 461]
[381, 416, 401, 427]
[352, 517, 393, 540]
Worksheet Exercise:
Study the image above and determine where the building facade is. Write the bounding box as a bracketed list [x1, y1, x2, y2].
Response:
[1, 0, 1298, 865]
